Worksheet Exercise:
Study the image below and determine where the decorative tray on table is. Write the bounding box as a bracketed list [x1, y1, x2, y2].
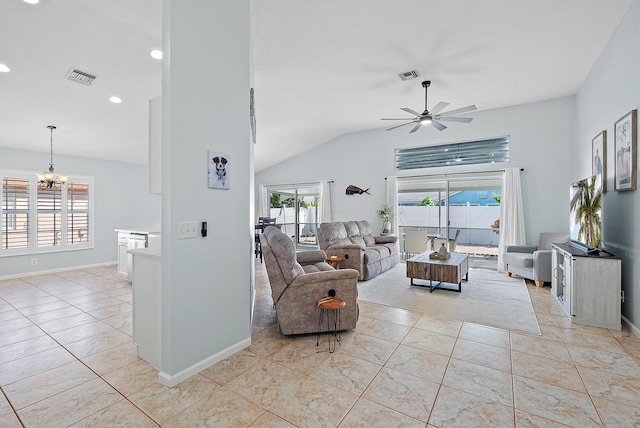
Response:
[429, 252, 450, 260]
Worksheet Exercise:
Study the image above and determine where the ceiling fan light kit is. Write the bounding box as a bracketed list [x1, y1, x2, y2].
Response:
[381, 80, 477, 133]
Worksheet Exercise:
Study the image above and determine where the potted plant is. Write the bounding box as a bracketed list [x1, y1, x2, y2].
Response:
[376, 204, 393, 235]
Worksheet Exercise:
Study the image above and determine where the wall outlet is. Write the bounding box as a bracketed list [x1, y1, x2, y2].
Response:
[31, 258, 37, 265]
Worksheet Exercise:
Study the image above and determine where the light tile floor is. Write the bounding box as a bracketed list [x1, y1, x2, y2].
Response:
[1, 262, 639, 427]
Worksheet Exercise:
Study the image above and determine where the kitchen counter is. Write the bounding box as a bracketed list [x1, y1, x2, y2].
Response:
[116, 228, 161, 279]
[115, 227, 161, 235]
[128, 247, 161, 259]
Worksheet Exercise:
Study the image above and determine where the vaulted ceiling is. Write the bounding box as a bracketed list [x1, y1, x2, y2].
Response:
[0, 0, 633, 172]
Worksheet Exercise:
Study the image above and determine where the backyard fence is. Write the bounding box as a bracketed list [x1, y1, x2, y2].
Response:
[399, 204, 500, 246]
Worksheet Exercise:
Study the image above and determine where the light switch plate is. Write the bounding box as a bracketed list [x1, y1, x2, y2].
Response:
[178, 221, 198, 239]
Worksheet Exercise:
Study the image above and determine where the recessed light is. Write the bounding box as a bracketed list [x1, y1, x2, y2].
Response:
[23, 0, 39, 4]
[109, 96, 122, 104]
[0, 64, 9, 73]
[150, 50, 163, 60]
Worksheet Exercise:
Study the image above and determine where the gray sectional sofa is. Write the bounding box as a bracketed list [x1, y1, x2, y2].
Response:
[317, 220, 399, 280]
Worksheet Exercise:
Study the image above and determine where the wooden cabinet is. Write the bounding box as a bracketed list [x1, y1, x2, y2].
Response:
[551, 243, 621, 330]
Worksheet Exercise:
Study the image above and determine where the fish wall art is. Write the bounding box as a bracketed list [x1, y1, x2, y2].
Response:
[345, 185, 370, 195]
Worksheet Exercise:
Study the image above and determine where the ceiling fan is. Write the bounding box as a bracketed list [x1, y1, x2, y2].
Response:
[381, 80, 477, 133]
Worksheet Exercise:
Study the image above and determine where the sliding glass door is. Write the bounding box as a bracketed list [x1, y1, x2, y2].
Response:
[266, 184, 320, 250]
[397, 179, 449, 253]
[397, 174, 502, 268]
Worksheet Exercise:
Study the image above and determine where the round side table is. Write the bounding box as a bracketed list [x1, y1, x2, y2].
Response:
[326, 256, 343, 269]
[316, 296, 345, 353]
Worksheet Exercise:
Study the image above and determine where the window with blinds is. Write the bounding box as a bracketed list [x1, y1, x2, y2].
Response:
[395, 136, 510, 170]
[67, 183, 89, 244]
[2, 178, 30, 250]
[37, 186, 62, 247]
[0, 170, 93, 256]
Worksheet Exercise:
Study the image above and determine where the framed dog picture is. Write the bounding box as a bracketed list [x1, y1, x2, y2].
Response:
[208, 150, 230, 190]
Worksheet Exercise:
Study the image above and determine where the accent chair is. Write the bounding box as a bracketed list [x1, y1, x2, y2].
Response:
[504, 232, 569, 287]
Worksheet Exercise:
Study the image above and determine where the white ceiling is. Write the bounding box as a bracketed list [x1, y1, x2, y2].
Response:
[0, 0, 633, 172]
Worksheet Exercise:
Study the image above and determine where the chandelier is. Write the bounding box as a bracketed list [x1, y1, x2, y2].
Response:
[37, 125, 68, 189]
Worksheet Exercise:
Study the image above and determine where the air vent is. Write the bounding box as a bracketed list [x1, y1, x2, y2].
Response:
[65, 68, 97, 86]
[398, 70, 420, 81]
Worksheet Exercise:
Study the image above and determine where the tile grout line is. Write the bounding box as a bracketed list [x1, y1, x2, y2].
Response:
[0, 275, 160, 426]
[0, 386, 26, 428]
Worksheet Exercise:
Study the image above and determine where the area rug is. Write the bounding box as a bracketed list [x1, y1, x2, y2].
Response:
[357, 263, 541, 335]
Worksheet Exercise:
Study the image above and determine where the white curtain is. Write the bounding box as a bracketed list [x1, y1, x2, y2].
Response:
[497, 168, 526, 272]
[257, 185, 268, 219]
[319, 180, 332, 223]
[385, 176, 398, 236]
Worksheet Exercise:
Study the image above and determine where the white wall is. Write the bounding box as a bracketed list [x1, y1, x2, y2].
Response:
[257, 96, 575, 245]
[574, 0, 640, 328]
[159, 0, 251, 385]
[0, 147, 160, 277]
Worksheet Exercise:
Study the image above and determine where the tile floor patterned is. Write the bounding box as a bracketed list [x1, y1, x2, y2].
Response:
[0, 262, 639, 427]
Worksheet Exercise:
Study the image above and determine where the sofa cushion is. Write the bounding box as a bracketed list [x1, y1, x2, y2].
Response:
[370, 245, 391, 258]
[265, 228, 305, 284]
[344, 221, 360, 237]
[355, 220, 372, 236]
[383, 242, 399, 256]
[302, 262, 334, 274]
[363, 234, 375, 246]
[349, 236, 366, 247]
[323, 222, 347, 241]
[504, 252, 533, 269]
[363, 248, 381, 264]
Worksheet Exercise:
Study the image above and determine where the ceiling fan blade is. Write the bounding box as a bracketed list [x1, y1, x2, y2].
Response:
[429, 101, 450, 115]
[438, 104, 477, 117]
[409, 122, 422, 133]
[381, 118, 416, 120]
[386, 122, 414, 131]
[431, 120, 447, 131]
[437, 116, 473, 123]
[400, 107, 422, 117]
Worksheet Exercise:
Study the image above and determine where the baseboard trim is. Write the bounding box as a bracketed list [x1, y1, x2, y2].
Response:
[158, 337, 251, 387]
[0, 261, 118, 280]
[622, 315, 640, 339]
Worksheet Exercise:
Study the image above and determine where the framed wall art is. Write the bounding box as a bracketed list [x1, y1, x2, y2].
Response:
[592, 130, 606, 192]
[614, 109, 637, 191]
[208, 150, 230, 190]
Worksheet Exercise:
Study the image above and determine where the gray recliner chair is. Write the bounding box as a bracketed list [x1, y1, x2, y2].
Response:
[260, 226, 360, 335]
[504, 232, 569, 287]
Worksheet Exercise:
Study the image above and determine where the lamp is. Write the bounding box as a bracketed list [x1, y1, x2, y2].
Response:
[37, 125, 68, 189]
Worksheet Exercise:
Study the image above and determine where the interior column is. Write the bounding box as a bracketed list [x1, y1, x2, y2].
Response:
[159, 0, 252, 386]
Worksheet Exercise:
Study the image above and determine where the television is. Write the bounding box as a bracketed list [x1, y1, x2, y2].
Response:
[569, 175, 602, 253]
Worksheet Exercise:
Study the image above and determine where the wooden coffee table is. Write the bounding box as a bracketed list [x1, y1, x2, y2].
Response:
[406, 251, 469, 293]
